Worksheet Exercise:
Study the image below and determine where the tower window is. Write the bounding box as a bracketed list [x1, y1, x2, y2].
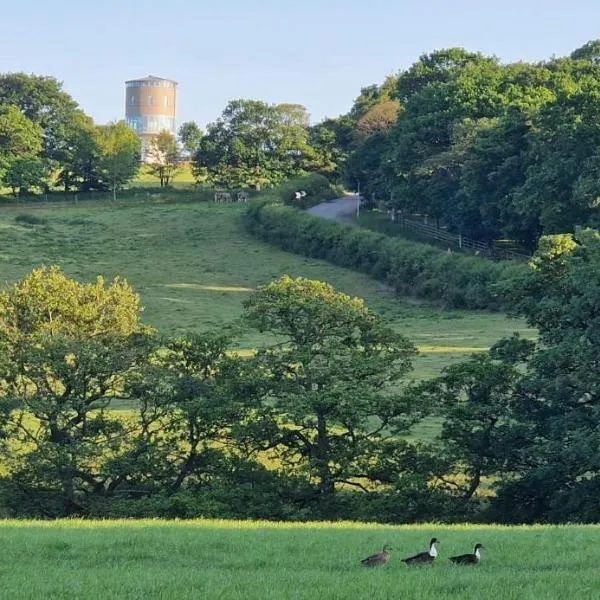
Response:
[130, 96, 135, 105]
[148, 95, 154, 106]
[164, 95, 168, 107]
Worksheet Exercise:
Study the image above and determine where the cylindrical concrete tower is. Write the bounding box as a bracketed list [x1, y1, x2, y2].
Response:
[125, 75, 177, 159]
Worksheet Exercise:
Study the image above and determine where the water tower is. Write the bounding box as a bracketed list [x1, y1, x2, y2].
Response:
[125, 75, 178, 160]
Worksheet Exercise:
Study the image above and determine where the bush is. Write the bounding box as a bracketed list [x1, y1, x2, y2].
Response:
[244, 200, 525, 311]
[14, 213, 47, 226]
[249, 173, 341, 210]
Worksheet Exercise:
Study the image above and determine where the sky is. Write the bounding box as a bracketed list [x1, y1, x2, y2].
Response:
[2, 0, 600, 128]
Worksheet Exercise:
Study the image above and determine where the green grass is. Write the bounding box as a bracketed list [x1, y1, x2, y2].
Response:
[0, 519, 597, 599]
[0, 200, 533, 380]
[134, 163, 197, 187]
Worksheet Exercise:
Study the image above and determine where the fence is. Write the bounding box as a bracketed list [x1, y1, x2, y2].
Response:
[386, 210, 531, 261]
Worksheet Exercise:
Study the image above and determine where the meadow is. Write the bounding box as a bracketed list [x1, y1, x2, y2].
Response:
[0, 519, 598, 600]
[0, 199, 534, 380]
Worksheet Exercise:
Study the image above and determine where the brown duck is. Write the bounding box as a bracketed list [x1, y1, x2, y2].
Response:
[360, 544, 392, 567]
[401, 538, 439, 566]
[449, 543, 483, 565]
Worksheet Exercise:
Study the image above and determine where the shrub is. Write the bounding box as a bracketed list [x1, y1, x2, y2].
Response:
[244, 200, 525, 311]
[14, 213, 47, 226]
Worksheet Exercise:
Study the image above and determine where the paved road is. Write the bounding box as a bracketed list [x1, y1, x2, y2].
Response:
[307, 195, 359, 225]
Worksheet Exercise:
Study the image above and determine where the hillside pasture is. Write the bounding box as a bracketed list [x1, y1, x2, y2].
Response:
[0, 519, 597, 600]
[0, 200, 533, 380]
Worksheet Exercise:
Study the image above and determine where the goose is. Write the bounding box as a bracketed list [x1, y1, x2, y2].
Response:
[401, 538, 440, 566]
[360, 544, 392, 567]
[449, 543, 483, 565]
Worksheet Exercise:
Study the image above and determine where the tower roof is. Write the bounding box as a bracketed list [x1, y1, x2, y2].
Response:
[125, 75, 178, 85]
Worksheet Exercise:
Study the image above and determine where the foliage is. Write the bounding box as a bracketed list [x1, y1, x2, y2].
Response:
[177, 121, 203, 156]
[243, 276, 418, 505]
[0, 104, 44, 184]
[96, 121, 141, 200]
[4, 156, 50, 196]
[0, 265, 145, 340]
[341, 41, 600, 248]
[488, 229, 600, 522]
[244, 200, 523, 310]
[193, 100, 315, 190]
[147, 130, 181, 187]
[0, 72, 87, 167]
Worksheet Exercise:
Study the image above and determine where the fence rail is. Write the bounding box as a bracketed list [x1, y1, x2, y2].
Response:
[386, 210, 531, 261]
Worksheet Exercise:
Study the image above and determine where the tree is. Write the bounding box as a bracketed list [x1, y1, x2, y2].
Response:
[96, 121, 140, 201]
[0, 73, 89, 168]
[193, 100, 314, 190]
[177, 121, 203, 157]
[147, 130, 180, 187]
[356, 100, 401, 138]
[0, 265, 146, 341]
[4, 156, 50, 196]
[420, 349, 530, 502]
[309, 116, 354, 182]
[0, 104, 43, 180]
[0, 267, 151, 516]
[242, 276, 418, 505]
[56, 113, 102, 192]
[491, 230, 600, 522]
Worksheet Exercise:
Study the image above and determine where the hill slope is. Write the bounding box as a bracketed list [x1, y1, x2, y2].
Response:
[0, 200, 533, 378]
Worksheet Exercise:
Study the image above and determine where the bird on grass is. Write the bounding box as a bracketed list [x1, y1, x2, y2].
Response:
[360, 544, 392, 567]
[401, 538, 440, 566]
[449, 543, 484, 565]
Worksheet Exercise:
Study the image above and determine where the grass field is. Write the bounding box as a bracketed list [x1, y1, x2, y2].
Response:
[0, 519, 598, 599]
[134, 163, 197, 187]
[0, 200, 534, 380]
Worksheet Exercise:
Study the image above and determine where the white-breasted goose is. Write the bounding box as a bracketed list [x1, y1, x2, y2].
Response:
[360, 544, 392, 567]
[449, 543, 483, 565]
[401, 538, 440, 566]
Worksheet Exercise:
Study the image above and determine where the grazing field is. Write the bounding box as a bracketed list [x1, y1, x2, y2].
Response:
[0, 519, 597, 600]
[134, 163, 197, 187]
[0, 200, 533, 380]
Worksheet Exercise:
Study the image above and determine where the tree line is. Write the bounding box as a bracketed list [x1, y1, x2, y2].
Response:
[1, 231, 599, 524]
[335, 40, 600, 249]
[0, 73, 207, 196]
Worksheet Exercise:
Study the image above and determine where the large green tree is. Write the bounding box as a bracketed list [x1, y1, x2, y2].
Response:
[242, 276, 419, 505]
[0, 267, 150, 516]
[193, 100, 314, 190]
[0, 104, 43, 182]
[177, 121, 203, 157]
[96, 121, 141, 200]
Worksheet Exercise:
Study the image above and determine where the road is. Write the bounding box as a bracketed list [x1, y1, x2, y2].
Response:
[307, 195, 359, 225]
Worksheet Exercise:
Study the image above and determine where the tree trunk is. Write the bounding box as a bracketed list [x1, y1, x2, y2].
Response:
[462, 469, 481, 500]
[315, 411, 334, 497]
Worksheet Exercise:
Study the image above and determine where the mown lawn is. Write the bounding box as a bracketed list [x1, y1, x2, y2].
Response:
[0, 519, 597, 600]
[0, 200, 534, 380]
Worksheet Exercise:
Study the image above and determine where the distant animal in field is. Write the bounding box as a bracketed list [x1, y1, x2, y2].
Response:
[360, 544, 392, 567]
[449, 543, 483, 565]
[401, 538, 440, 566]
[214, 192, 232, 203]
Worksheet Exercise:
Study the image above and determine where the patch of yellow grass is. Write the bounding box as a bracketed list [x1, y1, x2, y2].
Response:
[417, 346, 487, 353]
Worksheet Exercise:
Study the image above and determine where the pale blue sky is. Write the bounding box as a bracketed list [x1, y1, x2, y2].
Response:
[2, 0, 599, 128]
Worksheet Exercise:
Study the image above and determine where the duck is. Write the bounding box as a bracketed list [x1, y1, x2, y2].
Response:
[360, 544, 392, 567]
[401, 538, 440, 566]
[449, 543, 483, 565]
